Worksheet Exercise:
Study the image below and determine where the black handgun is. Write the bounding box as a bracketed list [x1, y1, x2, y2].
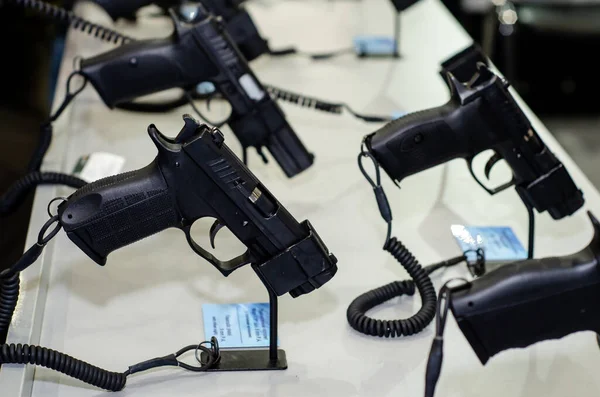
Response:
[449, 211, 600, 364]
[79, 6, 312, 178]
[364, 64, 584, 220]
[57, 115, 337, 298]
[91, 0, 268, 61]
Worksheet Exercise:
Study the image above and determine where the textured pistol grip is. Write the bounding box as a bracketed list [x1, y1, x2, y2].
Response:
[450, 249, 600, 364]
[58, 162, 179, 265]
[367, 102, 461, 183]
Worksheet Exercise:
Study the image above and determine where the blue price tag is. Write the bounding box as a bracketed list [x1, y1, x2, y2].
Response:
[451, 225, 527, 262]
[202, 303, 279, 349]
[353, 35, 397, 56]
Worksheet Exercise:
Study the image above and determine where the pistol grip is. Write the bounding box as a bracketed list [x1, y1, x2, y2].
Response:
[58, 162, 179, 265]
[367, 101, 464, 183]
[450, 214, 600, 364]
[80, 23, 215, 107]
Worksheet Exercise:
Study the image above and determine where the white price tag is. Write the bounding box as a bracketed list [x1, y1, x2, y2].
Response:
[72, 152, 126, 183]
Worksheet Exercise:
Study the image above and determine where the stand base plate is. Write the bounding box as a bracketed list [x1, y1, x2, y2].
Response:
[201, 349, 287, 371]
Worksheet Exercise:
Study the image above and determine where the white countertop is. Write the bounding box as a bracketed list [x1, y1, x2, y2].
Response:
[3, 0, 600, 396]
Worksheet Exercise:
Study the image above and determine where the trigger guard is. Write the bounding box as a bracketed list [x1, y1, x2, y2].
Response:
[183, 226, 253, 276]
[467, 156, 515, 195]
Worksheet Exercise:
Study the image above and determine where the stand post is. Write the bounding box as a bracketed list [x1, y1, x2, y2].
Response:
[393, 11, 401, 58]
[200, 279, 287, 371]
[525, 202, 535, 259]
[268, 286, 278, 362]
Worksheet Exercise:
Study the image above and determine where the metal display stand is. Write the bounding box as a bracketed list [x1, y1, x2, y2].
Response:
[393, 11, 401, 58]
[201, 274, 287, 371]
[525, 201, 535, 259]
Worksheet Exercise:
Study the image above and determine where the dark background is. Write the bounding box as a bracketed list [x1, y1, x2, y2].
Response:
[0, 5, 56, 272]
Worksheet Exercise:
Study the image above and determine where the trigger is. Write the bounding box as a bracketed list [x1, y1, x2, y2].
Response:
[484, 153, 503, 180]
[209, 219, 226, 249]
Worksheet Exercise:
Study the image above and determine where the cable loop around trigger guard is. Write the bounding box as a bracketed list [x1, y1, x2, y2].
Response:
[38, 215, 62, 246]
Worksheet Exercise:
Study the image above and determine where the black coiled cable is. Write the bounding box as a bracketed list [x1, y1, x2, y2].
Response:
[0, 340, 220, 392]
[0, 172, 87, 216]
[265, 85, 342, 115]
[0, 219, 221, 392]
[348, 149, 471, 338]
[3, 0, 134, 45]
[0, 274, 19, 334]
[0, 344, 128, 391]
[347, 244, 466, 337]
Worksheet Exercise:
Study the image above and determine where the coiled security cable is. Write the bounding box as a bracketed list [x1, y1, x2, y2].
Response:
[0, 215, 221, 391]
[3, 0, 134, 45]
[0, 341, 219, 392]
[0, 172, 86, 216]
[347, 149, 482, 337]
[0, 274, 19, 334]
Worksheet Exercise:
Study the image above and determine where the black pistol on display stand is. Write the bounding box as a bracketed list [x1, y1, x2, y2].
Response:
[0, 115, 337, 391]
[58, 115, 336, 299]
[79, 5, 313, 178]
[364, 64, 584, 221]
[57, 114, 337, 370]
